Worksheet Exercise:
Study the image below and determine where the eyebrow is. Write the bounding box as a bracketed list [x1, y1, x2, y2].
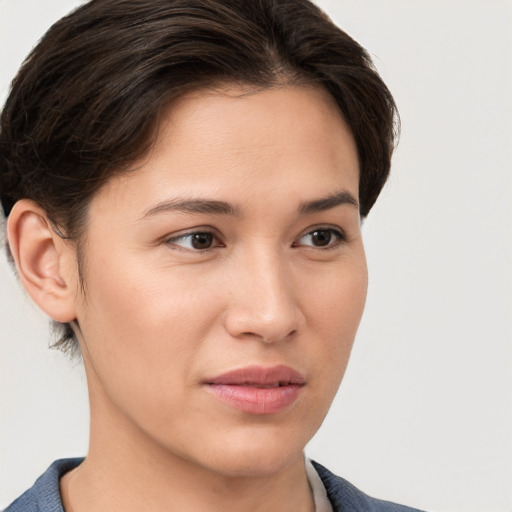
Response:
[140, 198, 241, 219]
[140, 189, 358, 220]
[298, 190, 359, 214]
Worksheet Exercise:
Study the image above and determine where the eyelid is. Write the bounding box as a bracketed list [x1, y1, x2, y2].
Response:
[293, 225, 347, 248]
[162, 224, 347, 252]
[164, 227, 224, 251]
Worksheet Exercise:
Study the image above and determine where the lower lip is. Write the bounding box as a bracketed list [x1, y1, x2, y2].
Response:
[204, 384, 303, 415]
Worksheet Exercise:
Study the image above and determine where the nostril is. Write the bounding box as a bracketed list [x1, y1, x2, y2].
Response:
[260, 328, 297, 344]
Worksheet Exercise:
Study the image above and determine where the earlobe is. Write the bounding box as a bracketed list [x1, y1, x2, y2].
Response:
[7, 199, 78, 323]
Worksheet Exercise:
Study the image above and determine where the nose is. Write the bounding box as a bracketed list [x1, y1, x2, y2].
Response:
[223, 247, 304, 343]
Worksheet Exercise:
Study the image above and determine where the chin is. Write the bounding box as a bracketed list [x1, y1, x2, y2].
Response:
[179, 424, 313, 479]
[202, 449, 303, 479]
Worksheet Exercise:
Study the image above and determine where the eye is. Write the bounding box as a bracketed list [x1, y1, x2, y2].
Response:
[165, 231, 221, 251]
[294, 227, 346, 248]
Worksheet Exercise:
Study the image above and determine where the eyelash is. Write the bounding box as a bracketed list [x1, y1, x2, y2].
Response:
[164, 230, 223, 252]
[293, 226, 347, 249]
[164, 226, 347, 252]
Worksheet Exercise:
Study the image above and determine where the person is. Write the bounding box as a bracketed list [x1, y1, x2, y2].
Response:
[0, 0, 426, 510]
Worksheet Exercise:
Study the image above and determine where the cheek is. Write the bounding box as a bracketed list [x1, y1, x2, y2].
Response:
[75, 252, 224, 402]
[308, 249, 368, 330]
[306, 255, 368, 389]
[81, 246, 220, 336]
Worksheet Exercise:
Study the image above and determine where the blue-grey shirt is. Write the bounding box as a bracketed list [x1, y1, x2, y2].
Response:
[4, 458, 425, 512]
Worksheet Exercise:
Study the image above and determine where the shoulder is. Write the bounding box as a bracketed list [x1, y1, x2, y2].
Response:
[312, 461, 426, 512]
[3, 458, 83, 512]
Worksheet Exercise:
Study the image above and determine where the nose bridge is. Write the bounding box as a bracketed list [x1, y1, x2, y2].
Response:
[225, 240, 301, 342]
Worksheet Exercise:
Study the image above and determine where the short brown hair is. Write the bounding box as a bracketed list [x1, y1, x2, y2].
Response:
[0, 0, 398, 352]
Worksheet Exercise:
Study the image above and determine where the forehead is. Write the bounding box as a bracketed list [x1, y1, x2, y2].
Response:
[156, 83, 355, 162]
[88, 84, 359, 220]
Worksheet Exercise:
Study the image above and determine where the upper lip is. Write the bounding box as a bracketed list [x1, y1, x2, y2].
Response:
[204, 365, 305, 387]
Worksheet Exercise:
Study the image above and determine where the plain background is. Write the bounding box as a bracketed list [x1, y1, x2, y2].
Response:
[0, 1, 510, 511]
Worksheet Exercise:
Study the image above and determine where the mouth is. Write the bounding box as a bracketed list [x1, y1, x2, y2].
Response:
[203, 365, 305, 415]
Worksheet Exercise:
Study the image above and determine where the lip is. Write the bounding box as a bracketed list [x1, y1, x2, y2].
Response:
[203, 365, 305, 415]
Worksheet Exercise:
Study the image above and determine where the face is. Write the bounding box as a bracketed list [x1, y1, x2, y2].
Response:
[73, 85, 367, 477]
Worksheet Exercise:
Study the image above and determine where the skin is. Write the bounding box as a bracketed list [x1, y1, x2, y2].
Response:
[8, 85, 367, 512]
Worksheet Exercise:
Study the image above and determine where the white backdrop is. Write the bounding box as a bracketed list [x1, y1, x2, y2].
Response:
[1, 1, 510, 511]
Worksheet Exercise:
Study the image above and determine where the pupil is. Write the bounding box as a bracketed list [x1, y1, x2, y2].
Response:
[312, 230, 331, 246]
[191, 233, 213, 249]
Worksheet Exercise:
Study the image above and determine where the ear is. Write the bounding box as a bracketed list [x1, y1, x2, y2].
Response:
[7, 199, 78, 323]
